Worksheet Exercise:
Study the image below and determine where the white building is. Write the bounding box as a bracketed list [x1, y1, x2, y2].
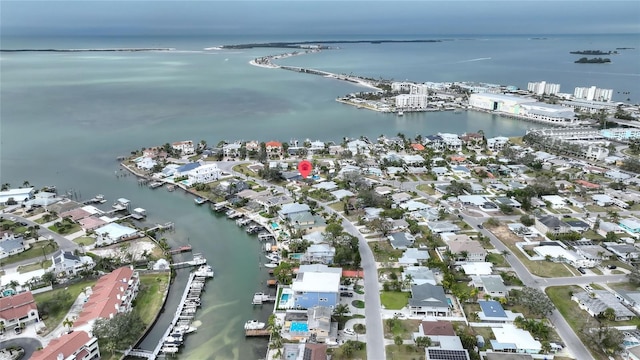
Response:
[468, 93, 536, 113]
[527, 81, 560, 95]
[486, 137, 510, 151]
[534, 245, 597, 268]
[187, 163, 222, 184]
[491, 324, 542, 354]
[171, 140, 195, 155]
[438, 133, 462, 151]
[0, 187, 35, 205]
[601, 128, 640, 141]
[49, 250, 95, 276]
[409, 83, 430, 95]
[574, 86, 613, 102]
[396, 94, 428, 110]
[391, 82, 413, 93]
[95, 223, 140, 246]
[520, 102, 576, 124]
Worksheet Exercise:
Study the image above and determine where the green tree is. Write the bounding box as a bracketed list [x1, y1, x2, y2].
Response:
[273, 261, 295, 285]
[92, 311, 145, 354]
[394, 335, 403, 346]
[333, 303, 350, 323]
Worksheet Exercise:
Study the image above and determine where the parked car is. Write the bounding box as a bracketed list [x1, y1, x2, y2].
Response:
[585, 285, 593, 291]
[607, 265, 617, 270]
[343, 328, 355, 336]
[477, 224, 484, 229]
[14, 327, 22, 335]
[394, 312, 406, 318]
[340, 292, 353, 297]
[578, 268, 586, 274]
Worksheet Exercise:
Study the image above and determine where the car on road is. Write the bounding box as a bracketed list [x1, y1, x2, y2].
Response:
[477, 224, 484, 229]
[14, 327, 22, 335]
[340, 292, 353, 297]
[394, 312, 406, 318]
[585, 285, 593, 291]
[607, 264, 617, 269]
[578, 267, 586, 274]
[343, 328, 355, 336]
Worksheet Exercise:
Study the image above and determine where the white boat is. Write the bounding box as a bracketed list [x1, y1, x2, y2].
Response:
[194, 265, 214, 278]
[264, 263, 278, 268]
[244, 320, 266, 330]
[265, 254, 280, 262]
[398, 111, 404, 116]
[174, 324, 197, 334]
[149, 181, 163, 189]
[162, 346, 179, 354]
[166, 184, 176, 192]
[194, 197, 207, 205]
[165, 334, 183, 343]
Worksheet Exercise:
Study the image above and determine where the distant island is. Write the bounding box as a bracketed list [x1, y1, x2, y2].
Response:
[570, 50, 617, 55]
[0, 48, 175, 52]
[574, 57, 611, 64]
[616, 47, 635, 50]
[219, 39, 442, 49]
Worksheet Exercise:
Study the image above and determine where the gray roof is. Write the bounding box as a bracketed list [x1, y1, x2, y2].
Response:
[480, 276, 507, 293]
[0, 237, 24, 253]
[279, 203, 311, 215]
[538, 215, 566, 228]
[307, 306, 332, 332]
[52, 249, 80, 265]
[389, 232, 414, 249]
[573, 291, 635, 318]
[410, 283, 448, 308]
[403, 266, 436, 281]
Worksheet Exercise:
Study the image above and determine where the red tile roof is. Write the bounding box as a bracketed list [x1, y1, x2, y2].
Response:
[575, 180, 600, 189]
[342, 269, 364, 278]
[75, 267, 134, 327]
[265, 141, 282, 148]
[304, 343, 328, 360]
[0, 291, 37, 322]
[411, 143, 425, 151]
[31, 330, 91, 360]
[421, 320, 455, 336]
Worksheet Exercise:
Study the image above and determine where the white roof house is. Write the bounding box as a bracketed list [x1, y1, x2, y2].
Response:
[541, 195, 567, 208]
[461, 262, 493, 276]
[534, 245, 597, 268]
[292, 271, 341, 293]
[95, 223, 139, 246]
[0, 188, 35, 204]
[491, 324, 542, 354]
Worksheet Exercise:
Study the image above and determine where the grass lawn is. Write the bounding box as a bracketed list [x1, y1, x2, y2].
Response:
[368, 241, 403, 263]
[352, 300, 365, 309]
[416, 184, 436, 195]
[385, 344, 424, 360]
[384, 319, 421, 339]
[73, 236, 96, 246]
[48, 223, 81, 235]
[610, 281, 640, 292]
[590, 267, 603, 275]
[330, 341, 366, 360]
[486, 253, 508, 267]
[602, 259, 635, 271]
[1, 240, 58, 266]
[380, 291, 410, 310]
[582, 229, 604, 240]
[329, 202, 345, 212]
[17, 260, 52, 273]
[134, 273, 171, 326]
[34, 280, 96, 333]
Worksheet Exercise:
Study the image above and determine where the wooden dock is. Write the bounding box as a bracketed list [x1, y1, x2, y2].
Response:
[245, 328, 270, 337]
[169, 245, 193, 254]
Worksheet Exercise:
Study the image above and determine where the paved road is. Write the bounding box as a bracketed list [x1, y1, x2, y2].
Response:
[461, 214, 596, 360]
[0, 337, 42, 359]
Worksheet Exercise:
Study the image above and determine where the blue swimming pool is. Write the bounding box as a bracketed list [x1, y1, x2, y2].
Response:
[289, 253, 302, 260]
[271, 222, 279, 230]
[281, 293, 289, 303]
[290, 321, 308, 332]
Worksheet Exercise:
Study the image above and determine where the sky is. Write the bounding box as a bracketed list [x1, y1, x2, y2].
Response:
[1, 1, 639, 37]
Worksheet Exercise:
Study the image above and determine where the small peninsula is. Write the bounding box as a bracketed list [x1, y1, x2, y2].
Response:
[219, 39, 441, 49]
[570, 49, 617, 55]
[574, 57, 611, 64]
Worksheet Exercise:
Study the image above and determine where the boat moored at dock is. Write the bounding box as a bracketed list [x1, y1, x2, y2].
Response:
[244, 320, 266, 330]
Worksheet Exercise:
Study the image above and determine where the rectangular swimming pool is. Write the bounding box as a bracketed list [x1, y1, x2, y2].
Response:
[280, 293, 289, 303]
[271, 222, 279, 230]
[290, 321, 308, 333]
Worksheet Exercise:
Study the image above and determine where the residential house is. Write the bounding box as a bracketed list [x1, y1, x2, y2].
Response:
[564, 220, 590, 233]
[534, 245, 597, 268]
[439, 133, 462, 151]
[481, 353, 533, 360]
[95, 223, 140, 246]
[471, 276, 508, 298]
[534, 215, 570, 235]
[292, 265, 342, 310]
[265, 141, 283, 156]
[346, 139, 369, 154]
[135, 157, 157, 171]
[278, 203, 312, 221]
[282, 343, 328, 360]
[575, 245, 612, 263]
[402, 154, 425, 166]
[74, 267, 140, 328]
[442, 233, 487, 262]
[0, 187, 35, 205]
[604, 242, 640, 262]
[0, 292, 39, 329]
[49, 250, 95, 276]
[424, 135, 445, 151]
[245, 140, 260, 153]
[388, 232, 415, 250]
[187, 163, 222, 184]
[605, 170, 631, 182]
[222, 143, 242, 158]
[540, 195, 567, 209]
[427, 222, 461, 234]
[620, 217, 640, 233]
[461, 133, 485, 148]
[477, 300, 522, 323]
[306, 306, 332, 341]
[486, 137, 510, 152]
[175, 162, 201, 176]
[616, 290, 640, 314]
[572, 290, 635, 321]
[31, 330, 100, 360]
[391, 192, 412, 204]
[0, 235, 27, 259]
[402, 266, 437, 286]
[491, 324, 542, 354]
[301, 244, 336, 265]
[413, 321, 471, 360]
[592, 194, 614, 207]
[597, 221, 623, 237]
[398, 248, 430, 266]
[171, 140, 195, 155]
[409, 283, 451, 317]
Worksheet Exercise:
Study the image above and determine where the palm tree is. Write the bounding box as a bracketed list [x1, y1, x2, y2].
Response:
[62, 317, 74, 331]
[0, 321, 5, 334]
[1, 183, 10, 191]
[22, 181, 30, 188]
[333, 303, 350, 323]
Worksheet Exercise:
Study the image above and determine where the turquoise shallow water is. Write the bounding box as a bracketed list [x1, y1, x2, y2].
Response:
[0, 33, 639, 359]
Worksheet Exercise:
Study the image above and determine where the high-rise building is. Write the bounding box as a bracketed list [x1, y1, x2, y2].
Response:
[574, 86, 613, 102]
[527, 81, 561, 95]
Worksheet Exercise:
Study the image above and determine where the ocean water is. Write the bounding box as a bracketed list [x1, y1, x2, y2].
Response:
[1, 33, 639, 359]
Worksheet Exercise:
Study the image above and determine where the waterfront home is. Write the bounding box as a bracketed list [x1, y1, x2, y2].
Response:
[265, 141, 283, 156]
[302, 231, 326, 245]
[388, 232, 415, 250]
[471, 276, 508, 299]
[477, 300, 522, 323]
[95, 223, 140, 246]
[49, 249, 95, 276]
[572, 290, 635, 321]
[408, 283, 451, 317]
[411, 143, 425, 151]
[160, 164, 180, 178]
[31, 330, 100, 360]
[278, 203, 311, 220]
[346, 139, 369, 154]
[439, 133, 463, 151]
[175, 162, 201, 176]
[491, 324, 542, 354]
[74, 266, 140, 328]
[222, 142, 242, 158]
[0, 291, 40, 329]
[307, 306, 332, 341]
[292, 264, 341, 309]
[442, 233, 487, 262]
[301, 244, 336, 265]
[534, 215, 570, 235]
[283, 343, 328, 360]
[187, 163, 222, 184]
[402, 266, 437, 286]
[0, 187, 34, 205]
[171, 140, 195, 155]
[0, 234, 27, 259]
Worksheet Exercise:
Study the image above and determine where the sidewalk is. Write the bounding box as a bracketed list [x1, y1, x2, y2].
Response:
[41, 287, 92, 346]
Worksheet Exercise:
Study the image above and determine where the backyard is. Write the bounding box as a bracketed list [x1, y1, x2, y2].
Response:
[2, 240, 59, 266]
[134, 273, 171, 327]
[384, 318, 422, 340]
[34, 280, 96, 333]
[385, 344, 424, 360]
[381, 291, 410, 310]
[368, 241, 403, 263]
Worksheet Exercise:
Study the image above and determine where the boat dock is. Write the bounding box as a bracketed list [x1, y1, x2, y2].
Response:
[172, 253, 207, 269]
[245, 328, 270, 337]
[169, 245, 193, 254]
[126, 264, 213, 359]
[252, 292, 277, 305]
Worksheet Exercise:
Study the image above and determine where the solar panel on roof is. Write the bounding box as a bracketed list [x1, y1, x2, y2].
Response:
[426, 348, 470, 360]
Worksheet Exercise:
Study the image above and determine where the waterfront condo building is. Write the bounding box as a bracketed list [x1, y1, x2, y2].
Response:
[171, 140, 195, 155]
[31, 330, 100, 360]
[395, 94, 428, 110]
[527, 81, 561, 95]
[292, 264, 341, 309]
[574, 86, 613, 102]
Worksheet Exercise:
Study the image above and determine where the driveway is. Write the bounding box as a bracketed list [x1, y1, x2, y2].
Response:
[0, 337, 42, 359]
[1, 214, 79, 252]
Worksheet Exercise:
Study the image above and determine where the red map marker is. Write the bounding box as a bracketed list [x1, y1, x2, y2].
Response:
[298, 160, 313, 179]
